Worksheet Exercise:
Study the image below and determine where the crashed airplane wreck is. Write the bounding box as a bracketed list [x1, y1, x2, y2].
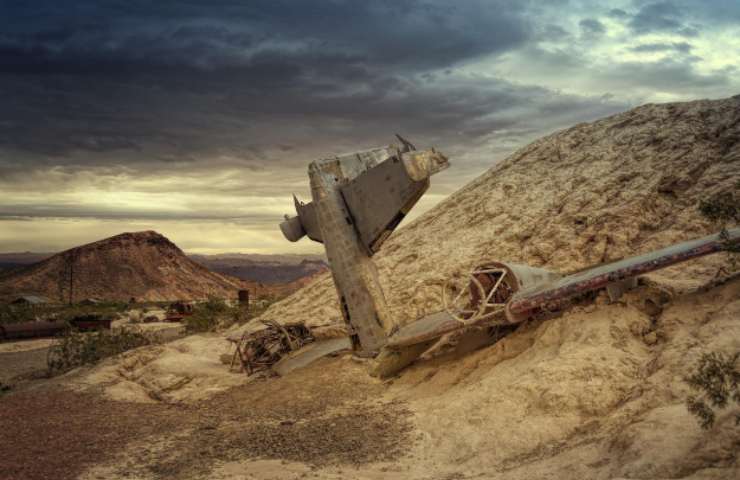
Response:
[270, 137, 740, 378]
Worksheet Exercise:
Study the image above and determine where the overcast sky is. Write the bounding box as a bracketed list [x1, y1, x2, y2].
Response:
[1, 1, 738, 254]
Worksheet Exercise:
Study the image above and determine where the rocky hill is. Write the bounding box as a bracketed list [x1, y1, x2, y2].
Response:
[0, 231, 255, 302]
[259, 95, 740, 332]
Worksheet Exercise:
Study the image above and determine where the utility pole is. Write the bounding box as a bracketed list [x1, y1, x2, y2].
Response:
[68, 250, 75, 305]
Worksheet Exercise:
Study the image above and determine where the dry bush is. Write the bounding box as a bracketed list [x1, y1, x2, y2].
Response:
[47, 328, 160, 375]
[184, 296, 278, 332]
[685, 351, 740, 429]
[699, 192, 739, 222]
[183, 297, 238, 332]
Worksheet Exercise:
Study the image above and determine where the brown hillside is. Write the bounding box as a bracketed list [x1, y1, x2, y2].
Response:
[0, 231, 255, 302]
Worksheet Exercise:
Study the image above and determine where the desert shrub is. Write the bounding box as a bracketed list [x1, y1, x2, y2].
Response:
[183, 295, 278, 332]
[47, 328, 160, 375]
[0, 304, 40, 325]
[698, 183, 740, 273]
[684, 351, 740, 429]
[183, 297, 238, 332]
[699, 193, 738, 222]
[698, 184, 739, 223]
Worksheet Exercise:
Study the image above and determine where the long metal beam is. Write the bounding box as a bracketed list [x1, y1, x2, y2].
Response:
[505, 227, 740, 322]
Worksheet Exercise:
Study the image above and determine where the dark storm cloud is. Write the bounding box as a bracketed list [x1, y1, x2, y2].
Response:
[615, 0, 740, 38]
[0, 0, 533, 162]
[1, 1, 527, 71]
[1, 0, 737, 244]
[608, 1, 740, 31]
[608, 8, 630, 19]
[537, 24, 571, 42]
[606, 58, 730, 90]
[630, 42, 693, 53]
[627, 2, 699, 36]
[579, 18, 606, 36]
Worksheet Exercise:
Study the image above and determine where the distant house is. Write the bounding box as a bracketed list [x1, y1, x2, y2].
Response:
[10, 295, 51, 306]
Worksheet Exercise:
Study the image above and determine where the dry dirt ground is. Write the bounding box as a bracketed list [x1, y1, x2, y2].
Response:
[1, 356, 414, 480]
[1, 275, 738, 480]
[0, 346, 49, 384]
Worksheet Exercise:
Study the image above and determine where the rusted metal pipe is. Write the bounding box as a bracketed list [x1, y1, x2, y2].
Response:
[0, 320, 68, 340]
[505, 228, 740, 322]
[0, 315, 113, 341]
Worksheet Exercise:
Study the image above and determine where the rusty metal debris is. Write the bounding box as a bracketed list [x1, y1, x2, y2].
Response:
[1, 320, 68, 340]
[0, 314, 113, 341]
[504, 228, 740, 323]
[278, 136, 739, 379]
[280, 136, 448, 355]
[375, 227, 740, 376]
[228, 320, 314, 376]
[272, 337, 352, 376]
[164, 301, 194, 322]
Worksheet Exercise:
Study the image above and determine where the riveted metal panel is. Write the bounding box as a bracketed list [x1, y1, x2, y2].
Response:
[340, 156, 429, 254]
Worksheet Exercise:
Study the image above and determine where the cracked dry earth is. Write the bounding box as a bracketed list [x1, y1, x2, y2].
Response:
[1, 356, 414, 480]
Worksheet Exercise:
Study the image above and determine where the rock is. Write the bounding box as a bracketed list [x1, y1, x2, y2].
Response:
[643, 331, 658, 346]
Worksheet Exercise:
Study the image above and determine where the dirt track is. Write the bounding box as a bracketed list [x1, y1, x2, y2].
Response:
[0, 347, 48, 384]
[0, 356, 414, 480]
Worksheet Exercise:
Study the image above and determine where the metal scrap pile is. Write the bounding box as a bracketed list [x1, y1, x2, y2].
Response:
[228, 320, 314, 375]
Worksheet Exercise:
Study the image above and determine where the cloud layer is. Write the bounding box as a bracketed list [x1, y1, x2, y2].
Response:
[1, 1, 738, 253]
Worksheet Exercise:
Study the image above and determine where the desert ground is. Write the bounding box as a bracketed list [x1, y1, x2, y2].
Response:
[1, 97, 738, 479]
[1, 274, 738, 480]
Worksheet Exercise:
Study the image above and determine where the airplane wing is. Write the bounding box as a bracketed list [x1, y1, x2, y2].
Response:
[280, 143, 449, 255]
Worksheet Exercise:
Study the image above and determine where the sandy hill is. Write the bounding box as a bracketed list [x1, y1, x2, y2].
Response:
[0, 231, 255, 302]
[260, 95, 740, 331]
[49, 96, 740, 479]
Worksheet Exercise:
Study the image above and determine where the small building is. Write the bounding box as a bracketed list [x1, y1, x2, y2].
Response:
[10, 295, 51, 306]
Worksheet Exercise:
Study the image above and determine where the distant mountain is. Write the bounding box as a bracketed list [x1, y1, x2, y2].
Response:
[189, 253, 328, 284]
[0, 231, 258, 302]
[0, 252, 52, 272]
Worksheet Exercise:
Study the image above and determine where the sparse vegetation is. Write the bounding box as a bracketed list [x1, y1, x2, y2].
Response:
[684, 351, 740, 429]
[183, 297, 237, 332]
[0, 304, 40, 324]
[47, 328, 160, 375]
[183, 295, 277, 332]
[698, 182, 740, 223]
[698, 183, 740, 272]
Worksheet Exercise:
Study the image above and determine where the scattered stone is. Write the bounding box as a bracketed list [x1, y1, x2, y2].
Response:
[643, 331, 659, 346]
